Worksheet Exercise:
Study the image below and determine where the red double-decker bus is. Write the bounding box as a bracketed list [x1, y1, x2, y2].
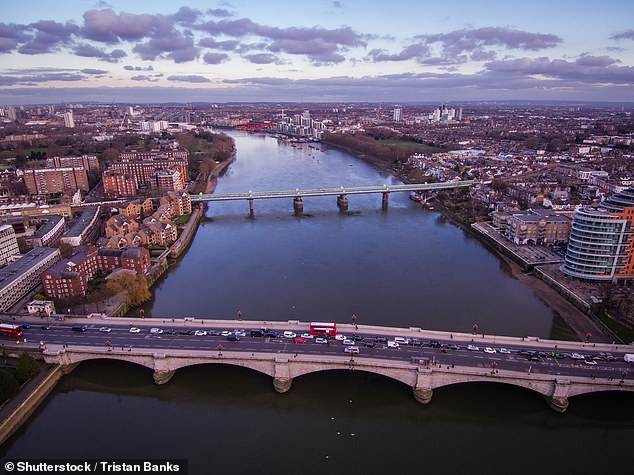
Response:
[309, 322, 337, 336]
[0, 323, 24, 339]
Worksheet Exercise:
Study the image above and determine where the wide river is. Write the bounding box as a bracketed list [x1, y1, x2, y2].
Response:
[2, 132, 633, 473]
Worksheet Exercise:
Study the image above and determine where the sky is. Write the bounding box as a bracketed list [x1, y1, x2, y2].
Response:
[1, 0, 634, 105]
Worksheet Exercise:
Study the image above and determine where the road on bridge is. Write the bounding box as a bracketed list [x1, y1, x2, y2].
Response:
[17, 321, 633, 382]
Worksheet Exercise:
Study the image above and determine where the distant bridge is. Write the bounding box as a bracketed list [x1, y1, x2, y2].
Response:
[191, 181, 483, 214]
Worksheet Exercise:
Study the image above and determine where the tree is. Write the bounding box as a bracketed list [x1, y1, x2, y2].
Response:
[106, 271, 151, 307]
[0, 369, 19, 403]
[14, 352, 40, 384]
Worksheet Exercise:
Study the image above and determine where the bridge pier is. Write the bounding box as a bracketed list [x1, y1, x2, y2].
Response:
[545, 396, 569, 413]
[60, 362, 79, 375]
[273, 358, 292, 393]
[382, 192, 389, 210]
[293, 196, 303, 215]
[337, 194, 349, 211]
[153, 370, 176, 385]
[248, 198, 254, 217]
[413, 386, 433, 404]
[545, 378, 571, 413]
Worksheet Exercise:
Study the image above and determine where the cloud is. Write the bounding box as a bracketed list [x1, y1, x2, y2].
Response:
[202, 52, 228, 64]
[369, 27, 561, 65]
[133, 31, 198, 62]
[171, 7, 201, 25]
[130, 74, 160, 82]
[610, 30, 634, 41]
[206, 9, 233, 18]
[81, 9, 173, 43]
[484, 55, 634, 84]
[0, 23, 31, 53]
[243, 53, 281, 64]
[166, 75, 210, 83]
[198, 38, 240, 50]
[124, 65, 154, 71]
[73, 43, 126, 62]
[18, 21, 78, 55]
[81, 68, 108, 75]
[196, 19, 365, 63]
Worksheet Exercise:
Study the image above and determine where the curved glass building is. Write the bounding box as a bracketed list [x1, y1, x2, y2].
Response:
[562, 185, 634, 281]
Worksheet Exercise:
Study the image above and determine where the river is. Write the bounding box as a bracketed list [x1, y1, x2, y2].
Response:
[2, 132, 632, 473]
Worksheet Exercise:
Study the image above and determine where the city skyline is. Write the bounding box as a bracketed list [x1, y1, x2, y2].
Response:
[1, 0, 634, 105]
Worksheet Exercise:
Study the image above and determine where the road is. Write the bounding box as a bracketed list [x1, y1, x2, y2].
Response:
[15, 321, 633, 382]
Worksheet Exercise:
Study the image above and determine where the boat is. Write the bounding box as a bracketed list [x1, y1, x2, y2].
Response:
[409, 191, 423, 203]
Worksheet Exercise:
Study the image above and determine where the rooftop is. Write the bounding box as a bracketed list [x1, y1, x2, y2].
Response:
[0, 247, 59, 288]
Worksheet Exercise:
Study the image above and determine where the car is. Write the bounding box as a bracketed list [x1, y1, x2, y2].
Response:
[129, 327, 141, 333]
[387, 341, 400, 348]
[150, 328, 163, 334]
[570, 353, 585, 360]
[250, 329, 265, 337]
[220, 331, 232, 337]
[21, 323, 31, 329]
[342, 338, 355, 345]
[350, 334, 364, 341]
[363, 340, 376, 348]
[411, 338, 422, 346]
[294, 337, 307, 344]
[499, 348, 511, 354]
[446, 344, 459, 350]
[315, 337, 328, 344]
[583, 359, 597, 366]
[344, 346, 360, 355]
[226, 334, 240, 342]
[483, 347, 496, 354]
[207, 330, 221, 336]
[265, 330, 279, 338]
[194, 330, 207, 336]
[394, 337, 409, 345]
[467, 345, 479, 351]
[375, 337, 388, 344]
[180, 328, 194, 335]
[99, 327, 112, 333]
[72, 324, 88, 332]
[334, 334, 346, 341]
[233, 330, 246, 337]
[41, 325, 50, 330]
[300, 333, 313, 339]
[283, 331, 297, 339]
[429, 340, 442, 348]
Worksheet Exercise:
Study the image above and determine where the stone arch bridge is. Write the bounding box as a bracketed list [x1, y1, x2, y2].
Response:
[44, 346, 634, 413]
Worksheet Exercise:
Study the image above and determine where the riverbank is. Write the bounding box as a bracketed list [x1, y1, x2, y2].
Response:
[0, 361, 61, 447]
[322, 139, 611, 343]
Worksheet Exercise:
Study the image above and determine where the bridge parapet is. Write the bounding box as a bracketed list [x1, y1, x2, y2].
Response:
[42, 345, 634, 413]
